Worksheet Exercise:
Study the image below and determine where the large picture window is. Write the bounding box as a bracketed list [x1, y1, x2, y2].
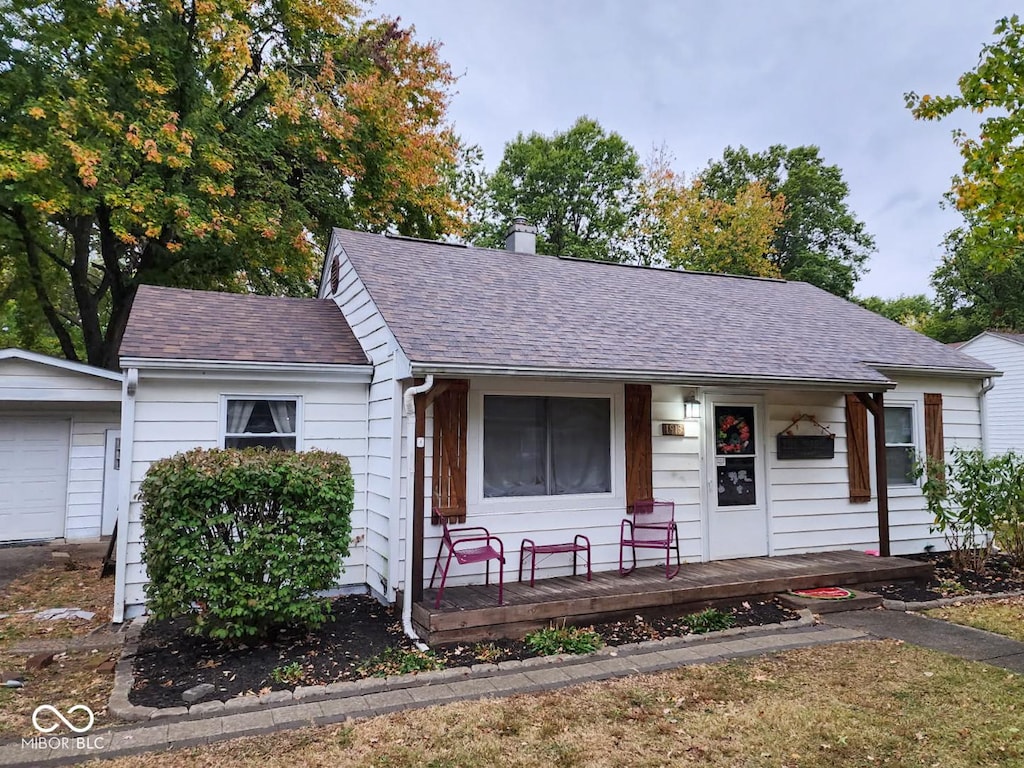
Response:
[884, 405, 916, 486]
[224, 398, 298, 451]
[483, 395, 611, 498]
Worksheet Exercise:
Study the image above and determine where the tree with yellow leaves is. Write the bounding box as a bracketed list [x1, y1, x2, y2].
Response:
[0, 0, 462, 368]
[642, 150, 785, 277]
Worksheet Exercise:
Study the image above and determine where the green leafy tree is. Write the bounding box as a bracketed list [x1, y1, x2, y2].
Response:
[926, 231, 1024, 342]
[473, 117, 643, 262]
[907, 16, 1024, 340]
[0, 0, 461, 368]
[906, 15, 1024, 274]
[699, 145, 875, 298]
[856, 294, 936, 331]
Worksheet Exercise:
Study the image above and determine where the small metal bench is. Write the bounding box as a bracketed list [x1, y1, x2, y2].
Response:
[518, 535, 592, 587]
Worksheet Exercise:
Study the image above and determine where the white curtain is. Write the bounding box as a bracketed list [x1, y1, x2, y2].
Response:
[227, 400, 256, 434]
[268, 401, 296, 434]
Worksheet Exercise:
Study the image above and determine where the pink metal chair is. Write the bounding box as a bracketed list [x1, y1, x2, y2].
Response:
[619, 499, 681, 579]
[428, 508, 506, 609]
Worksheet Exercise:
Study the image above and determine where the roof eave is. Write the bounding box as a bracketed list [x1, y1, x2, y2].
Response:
[120, 356, 373, 382]
[407, 362, 895, 392]
[867, 363, 1001, 379]
[0, 348, 123, 382]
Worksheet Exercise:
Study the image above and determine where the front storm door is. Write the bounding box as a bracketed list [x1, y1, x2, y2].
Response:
[707, 400, 769, 559]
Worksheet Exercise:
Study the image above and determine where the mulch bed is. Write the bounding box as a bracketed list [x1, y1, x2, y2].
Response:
[872, 551, 1024, 603]
[128, 595, 796, 708]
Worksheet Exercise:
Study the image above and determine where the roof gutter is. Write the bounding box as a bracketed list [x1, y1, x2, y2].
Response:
[866, 363, 1001, 380]
[408, 362, 895, 392]
[119, 357, 373, 380]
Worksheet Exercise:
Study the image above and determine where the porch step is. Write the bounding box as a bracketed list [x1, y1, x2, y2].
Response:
[777, 589, 882, 614]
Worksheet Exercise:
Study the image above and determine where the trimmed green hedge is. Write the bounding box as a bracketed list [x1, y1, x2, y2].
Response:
[139, 448, 354, 640]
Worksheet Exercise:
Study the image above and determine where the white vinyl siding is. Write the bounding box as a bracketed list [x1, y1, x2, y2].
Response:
[122, 375, 369, 616]
[325, 235, 407, 599]
[958, 334, 1023, 456]
[0, 357, 121, 542]
[765, 377, 982, 557]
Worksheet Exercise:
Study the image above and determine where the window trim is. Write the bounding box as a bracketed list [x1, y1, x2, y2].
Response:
[219, 394, 303, 451]
[882, 401, 919, 489]
[467, 381, 624, 511]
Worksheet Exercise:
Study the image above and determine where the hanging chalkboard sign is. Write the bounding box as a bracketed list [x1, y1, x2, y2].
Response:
[776, 414, 836, 460]
[776, 434, 835, 459]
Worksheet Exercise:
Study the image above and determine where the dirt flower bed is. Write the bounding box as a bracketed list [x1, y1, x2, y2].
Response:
[873, 550, 1024, 603]
[0, 552, 119, 740]
[129, 595, 797, 708]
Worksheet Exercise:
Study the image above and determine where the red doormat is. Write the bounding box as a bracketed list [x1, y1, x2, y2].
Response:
[788, 586, 855, 600]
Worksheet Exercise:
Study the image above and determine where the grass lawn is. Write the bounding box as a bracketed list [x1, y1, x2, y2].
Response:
[0, 551, 119, 741]
[926, 595, 1024, 642]
[96, 640, 1024, 768]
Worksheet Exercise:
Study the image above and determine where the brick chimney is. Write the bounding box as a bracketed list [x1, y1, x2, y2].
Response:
[504, 216, 537, 254]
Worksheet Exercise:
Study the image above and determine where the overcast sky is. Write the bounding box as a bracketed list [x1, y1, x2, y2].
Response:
[374, 0, 1015, 299]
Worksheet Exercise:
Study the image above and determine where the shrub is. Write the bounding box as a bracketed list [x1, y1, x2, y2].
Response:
[524, 624, 603, 656]
[916, 449, 998, 573]
[139, 448, 354, 640]
[681, 607, 734, 634]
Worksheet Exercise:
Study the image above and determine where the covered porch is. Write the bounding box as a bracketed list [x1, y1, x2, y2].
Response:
[411, 549, 930, 643]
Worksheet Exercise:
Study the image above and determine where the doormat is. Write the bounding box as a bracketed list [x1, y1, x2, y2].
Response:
[788, 586, 855, 600]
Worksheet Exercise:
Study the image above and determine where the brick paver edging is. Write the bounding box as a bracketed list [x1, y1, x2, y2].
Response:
[881, 589, 1024, 613]
[109, 609, 816, 723]
[0, 618, 870, 767]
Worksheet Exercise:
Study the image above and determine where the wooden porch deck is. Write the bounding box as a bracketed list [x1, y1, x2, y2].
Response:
[411, 550, 931, 643]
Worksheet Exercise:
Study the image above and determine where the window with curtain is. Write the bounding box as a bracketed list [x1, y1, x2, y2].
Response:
[224, 398, 298, 450]
[483, 395, 611, 498]
[884, 405, 916, 486]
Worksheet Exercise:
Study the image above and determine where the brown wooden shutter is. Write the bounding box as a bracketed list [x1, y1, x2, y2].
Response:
[624, 384, 653, 508]
[924, 393, 945, 478]
[431, 380, 469, 524]
[846, 394, 871, 503]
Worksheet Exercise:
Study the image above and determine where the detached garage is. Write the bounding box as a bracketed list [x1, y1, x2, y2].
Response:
[0, 349, 122, 543]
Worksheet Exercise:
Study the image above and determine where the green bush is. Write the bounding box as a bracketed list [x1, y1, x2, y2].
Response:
[914, 448, 1024, 572]
[681, 607, 734, 634]
[139, 448, 354, 640]
[524, 624, 603, 656]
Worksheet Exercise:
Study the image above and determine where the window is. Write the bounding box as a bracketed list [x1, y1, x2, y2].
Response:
[224, 398, 298, 451]
[884, 405, 916, 486]
[483, 395, 611, 498]
[714, 405, 758, 507]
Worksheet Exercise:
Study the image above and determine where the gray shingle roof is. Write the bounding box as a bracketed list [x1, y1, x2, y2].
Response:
[120, 285, 368, 366]
[335, 229, 994, 386]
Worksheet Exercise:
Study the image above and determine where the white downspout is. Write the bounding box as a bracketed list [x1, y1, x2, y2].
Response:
[401, 375, 434, 650]
[980, 376, 996, 456]
[112, 368, 138, 624]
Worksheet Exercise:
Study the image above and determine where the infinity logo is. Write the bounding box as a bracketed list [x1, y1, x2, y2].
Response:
[31, 704, 95, 734]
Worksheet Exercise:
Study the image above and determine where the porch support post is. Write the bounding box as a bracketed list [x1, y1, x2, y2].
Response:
[857, 391, 890, 557]
[411, 388, 427, 603]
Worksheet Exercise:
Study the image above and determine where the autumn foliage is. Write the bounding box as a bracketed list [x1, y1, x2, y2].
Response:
[0, 0, 461, 367]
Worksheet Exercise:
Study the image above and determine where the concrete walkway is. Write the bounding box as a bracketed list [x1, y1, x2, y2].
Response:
[824, 607, 1024, 673]
[0, 623, 865, 767]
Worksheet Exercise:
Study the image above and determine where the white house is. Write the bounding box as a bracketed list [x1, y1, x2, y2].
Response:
[0, 349, 122, 543]
[113, 227, 997, 624]
[955, 331, 1021, 455]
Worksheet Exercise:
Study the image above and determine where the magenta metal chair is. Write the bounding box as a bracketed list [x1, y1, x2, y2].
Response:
[619, 499, 681, 579]
[428, 508, 506, 609]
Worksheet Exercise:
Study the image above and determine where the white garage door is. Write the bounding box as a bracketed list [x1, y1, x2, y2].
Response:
[0, 418, 70, 541]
